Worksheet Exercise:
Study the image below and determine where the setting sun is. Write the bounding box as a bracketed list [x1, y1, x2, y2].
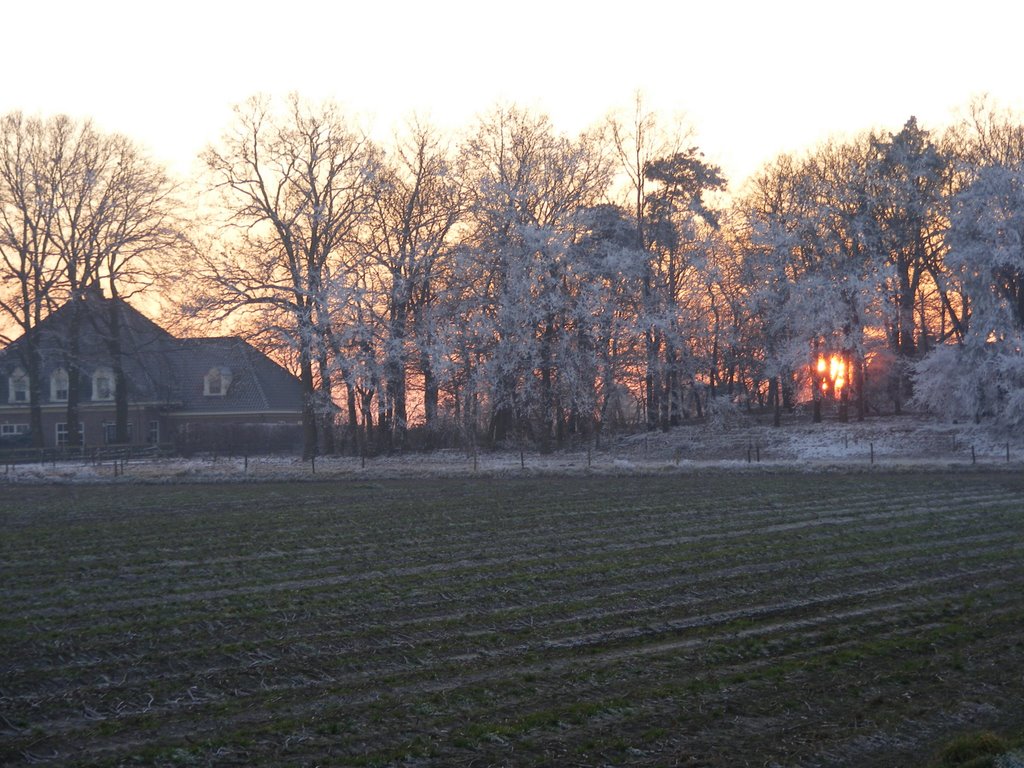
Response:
[817, 354, 847, 397]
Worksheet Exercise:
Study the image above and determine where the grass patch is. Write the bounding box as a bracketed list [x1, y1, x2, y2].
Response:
[932, 731, 1010, 767]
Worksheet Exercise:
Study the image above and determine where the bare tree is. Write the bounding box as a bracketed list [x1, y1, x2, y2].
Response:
[85, 136, 184, 443]
[46, 125, 183, 444]
[361, 119, 464, 449]
[1, 113, 181, 447]
[198, 94, 378, 459]
[0, 113, 63, 446]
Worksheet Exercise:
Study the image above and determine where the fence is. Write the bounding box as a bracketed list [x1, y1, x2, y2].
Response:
[1, 444, 175, 474]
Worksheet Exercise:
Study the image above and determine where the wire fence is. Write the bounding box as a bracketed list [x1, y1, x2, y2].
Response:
[4, 434, 1020, 481]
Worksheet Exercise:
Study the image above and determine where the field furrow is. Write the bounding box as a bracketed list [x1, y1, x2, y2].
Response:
[1, 472, 1022, 767]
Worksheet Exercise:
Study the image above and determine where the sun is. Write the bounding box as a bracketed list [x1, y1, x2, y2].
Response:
[816, 354, 846, 397]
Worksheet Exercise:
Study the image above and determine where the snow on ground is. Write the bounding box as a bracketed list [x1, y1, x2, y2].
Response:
[3, 414, 1022, 484]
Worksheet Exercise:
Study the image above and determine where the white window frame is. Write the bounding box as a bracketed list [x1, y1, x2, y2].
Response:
[1, 423, 29, 436]
[203, 366, 231, 396]
[56, 422, 85, 448]
[103, 421, 134, 445]
[51, 368, 69, 401]
[9, 367, 29, 403]
[92, 367, 114, 401]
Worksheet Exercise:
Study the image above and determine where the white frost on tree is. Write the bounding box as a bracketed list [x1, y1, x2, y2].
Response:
[913, 163, 1024, 426]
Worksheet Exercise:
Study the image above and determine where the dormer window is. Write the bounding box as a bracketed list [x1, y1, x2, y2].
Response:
[204, 366, 232, 396]
[8, 368, 29, 403]
[92, 367, 114, 401]
[51, 368, 69, 401]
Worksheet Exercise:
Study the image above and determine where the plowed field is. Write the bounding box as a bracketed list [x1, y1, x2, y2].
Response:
[2, 472, 1023, 766]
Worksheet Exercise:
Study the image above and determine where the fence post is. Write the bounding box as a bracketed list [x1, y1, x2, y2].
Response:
[870, 442, 874, 465]
[972, 446, 976, 465]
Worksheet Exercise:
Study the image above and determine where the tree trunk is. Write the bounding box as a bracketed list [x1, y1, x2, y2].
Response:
[387, 302, 408, 450]
[65, 298, 84, 450]
[23, 330, 46, 448]
[377, 387, 390, 452]
[360, 389, 375, 452]
[645, 328, 659, 431]
[422, 353, 438, 446]
[664, 339, 682, 428]
[769, 376, 781, 428]
[488, 367, 517, 445]
[538, 316, 555, 454]
[856, 359, 866, 421]
[104, 296, 131, 444]
[316, 353, 335, 456]
[346, 381, 359, 456]
[299, 351, 318, 460]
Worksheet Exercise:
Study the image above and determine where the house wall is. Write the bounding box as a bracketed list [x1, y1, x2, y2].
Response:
[2, 299, 306, 454]
[0, 403, 167, 449]
[169, 414, 304, 455]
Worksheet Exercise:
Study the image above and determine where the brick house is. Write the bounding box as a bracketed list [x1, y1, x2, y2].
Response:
[0, 297, 305, 453]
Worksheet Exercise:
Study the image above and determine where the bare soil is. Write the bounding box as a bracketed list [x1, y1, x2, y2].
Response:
[1, 472, 1022, 767]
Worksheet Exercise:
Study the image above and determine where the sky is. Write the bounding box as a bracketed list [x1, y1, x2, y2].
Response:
[2, 0, 1024, 188]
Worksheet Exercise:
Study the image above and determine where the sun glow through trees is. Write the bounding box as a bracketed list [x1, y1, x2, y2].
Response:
[816, 354, 846, 397]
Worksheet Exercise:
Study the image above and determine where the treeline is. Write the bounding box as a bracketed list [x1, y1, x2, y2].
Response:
[3, 96, 1024, 459]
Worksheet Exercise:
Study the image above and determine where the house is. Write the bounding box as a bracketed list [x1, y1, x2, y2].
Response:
[0, 296, 305, 453]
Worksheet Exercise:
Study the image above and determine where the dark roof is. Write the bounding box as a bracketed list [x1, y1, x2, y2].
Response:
[166, 337, 305, 413]
[0, 296, 303, 415]
[0, 296, 175, 399]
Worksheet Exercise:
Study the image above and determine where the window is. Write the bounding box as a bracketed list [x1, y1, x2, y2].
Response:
[203, 366, 232, 396]
[1, 423, 29, 436]
[56, 422, 85, 448]
[9, 368, 28, 403]
[92, 367, 114, 401]
[51, 368, 69, 401]
[148, 420, 160, 445]
[103, 422, 133, 445]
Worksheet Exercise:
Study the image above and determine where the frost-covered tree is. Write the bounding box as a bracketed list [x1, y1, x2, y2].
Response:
[460, 105, 611, 449]
[914, 163, 1024, 425]
[743, 139, 882, 422]
[642, 149, 727, 426]
[606, 95, 697, 429]
[737, 154, 809, 425]
[866, 118, 952, 411]
[570, 204, 647, 437]
[944, 95, 1024, 171]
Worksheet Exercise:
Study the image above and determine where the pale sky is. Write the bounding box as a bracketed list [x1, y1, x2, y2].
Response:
[3, 0, 1023, 187]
